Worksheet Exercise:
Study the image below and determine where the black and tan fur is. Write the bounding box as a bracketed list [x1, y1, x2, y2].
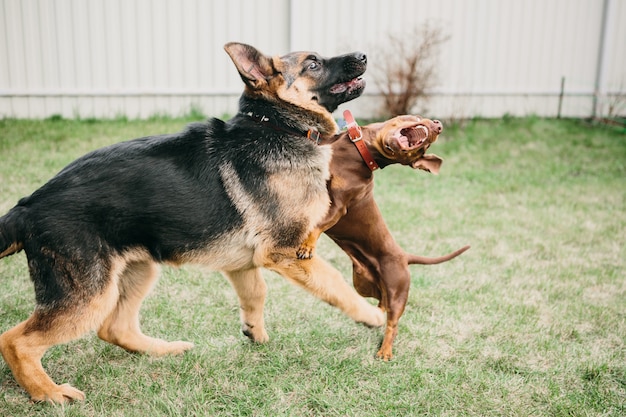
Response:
[0, 42, 384, 403]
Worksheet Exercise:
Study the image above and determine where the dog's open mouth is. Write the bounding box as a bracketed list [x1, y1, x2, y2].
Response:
[330, 77, 365, 94]
[396, 125, 430, 149]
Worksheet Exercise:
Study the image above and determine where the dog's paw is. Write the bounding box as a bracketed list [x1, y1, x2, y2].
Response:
[165, 341, 195, 355]
[148, 340, 195, 356]
[376, 347, 393, 361]
[32, 383, 85, 404]
[242, 325, 269, 343]
[296, 245, 314, 260]
[357, 304, 386, 328]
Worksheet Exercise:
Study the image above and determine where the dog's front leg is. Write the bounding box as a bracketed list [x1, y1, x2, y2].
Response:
[223, 268, 269, 343]
[265, 253, 385, 328]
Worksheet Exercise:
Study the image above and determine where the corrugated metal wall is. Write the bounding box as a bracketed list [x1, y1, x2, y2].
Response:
[1, 0, 624, 119]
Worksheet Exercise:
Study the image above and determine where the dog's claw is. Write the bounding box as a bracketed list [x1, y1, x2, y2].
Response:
[296, 247, 314, 259]
[376, 349, 393, 361]
[242, 325, 269, 343]
[32, 383, 86, 404]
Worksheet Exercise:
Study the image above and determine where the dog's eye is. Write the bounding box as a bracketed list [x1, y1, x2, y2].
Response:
[308, 61, 320, 71]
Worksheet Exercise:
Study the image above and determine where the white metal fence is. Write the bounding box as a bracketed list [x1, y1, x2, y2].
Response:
[1, 0, 624, 120]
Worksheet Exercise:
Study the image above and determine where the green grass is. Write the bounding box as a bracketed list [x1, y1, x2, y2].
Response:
[0, 116, 625, 416]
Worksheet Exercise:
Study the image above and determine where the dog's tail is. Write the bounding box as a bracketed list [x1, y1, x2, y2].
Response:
[0, 209, 25, 259]
[406, 245, 470, 265]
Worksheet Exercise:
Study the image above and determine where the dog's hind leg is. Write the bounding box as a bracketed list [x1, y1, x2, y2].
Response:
[376, 262, 411, 361]
[265, 253, 385, 328]
[0, 277, 120, 403]
[223, 268, 269, 343]
[0, 320, 88, 403]
[97, 260, 194, 356]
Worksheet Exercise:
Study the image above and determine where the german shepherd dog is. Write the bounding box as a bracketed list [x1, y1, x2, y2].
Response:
[0, 42, 384, 403]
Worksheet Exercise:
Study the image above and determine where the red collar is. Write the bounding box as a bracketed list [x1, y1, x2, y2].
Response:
[343, 110, 379, 171]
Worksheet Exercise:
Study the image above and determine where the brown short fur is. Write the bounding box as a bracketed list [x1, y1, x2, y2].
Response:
[297, 115, 470, 360]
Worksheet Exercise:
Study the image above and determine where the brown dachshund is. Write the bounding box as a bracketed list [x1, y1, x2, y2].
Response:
[297, 113, 469, 360]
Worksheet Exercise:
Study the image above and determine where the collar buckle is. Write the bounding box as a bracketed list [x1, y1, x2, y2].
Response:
[343, 110, 363, 142]
[342, 109, 379, 171]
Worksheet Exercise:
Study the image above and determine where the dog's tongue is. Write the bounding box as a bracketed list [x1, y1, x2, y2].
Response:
[330, 78, 362, 94]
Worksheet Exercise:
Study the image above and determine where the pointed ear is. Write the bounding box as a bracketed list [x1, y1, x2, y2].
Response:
[412, 154, 443, 174]
[224, 42, 274, 89]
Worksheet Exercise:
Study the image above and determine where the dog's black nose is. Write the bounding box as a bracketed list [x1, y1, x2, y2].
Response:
[354, 52, 367, 64]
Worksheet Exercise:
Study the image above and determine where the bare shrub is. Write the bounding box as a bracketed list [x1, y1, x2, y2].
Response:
[596, 79, 626, 127]
[371, 25, 448, 117]
[604, 92, 626, 118]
